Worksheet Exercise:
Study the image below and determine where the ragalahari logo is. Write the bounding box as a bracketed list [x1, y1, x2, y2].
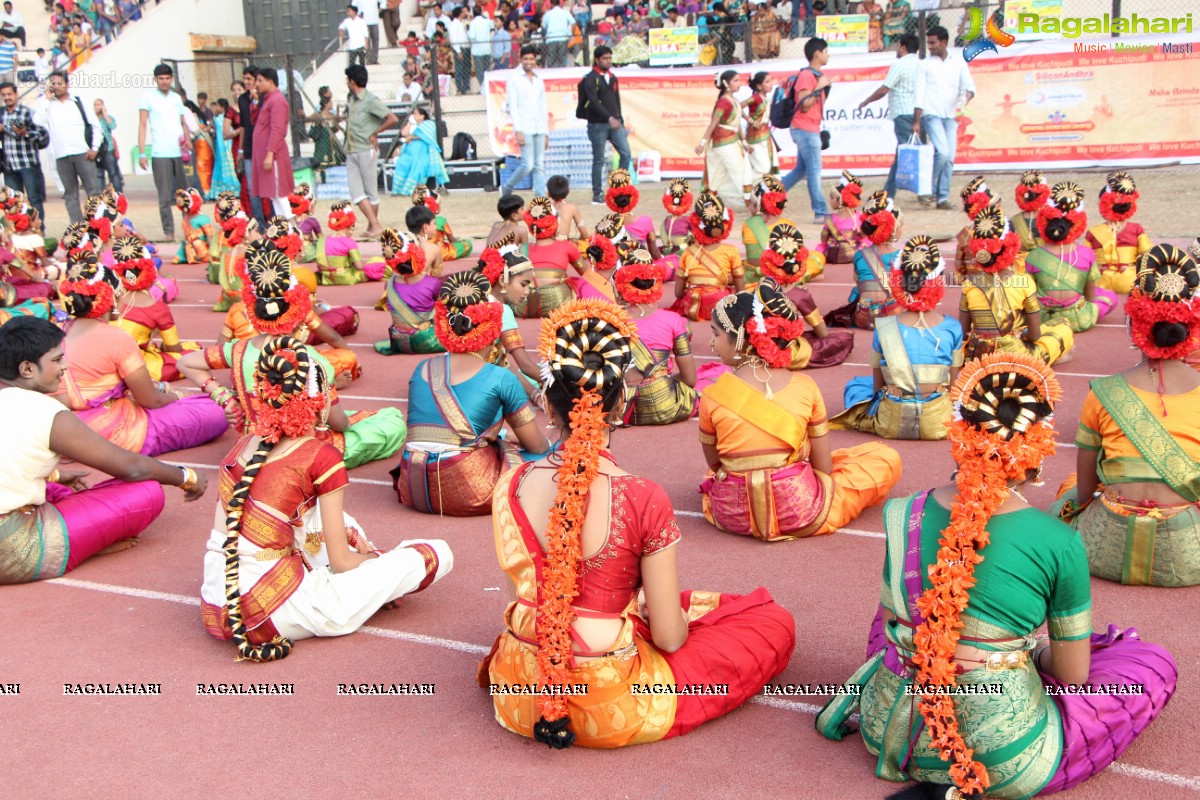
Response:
[962, 8, 1016, 62]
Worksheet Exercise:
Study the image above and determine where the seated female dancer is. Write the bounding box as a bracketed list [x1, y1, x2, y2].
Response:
[376, 226, 444, 355]
[413, 185, 472, 261]
[603, 168, 671, 278]
[960, 206, 1074, 364]
[55, 253, 228, 456]
[817, 353, 1177, 799]
[172, 188, 216, 265]
[659, 178, 694, 260]
[314, 202, 386, 285]
[212, 191, 252, 312]
[0, 282, 55, 324]
[3, 194, 60, 300]
[1086, 170, 1152, 295]
[834, 235, 964, 440]
[201, 335, 452, 661]
[111, 236, 201, 383]
[829, 190, 902, 329]
[614, 248, 698, 425]
[392, 270, 549, 516]
[84, 191, 121, 248]
[699, 285, 901, 541]
[477, 233, 541, 388]
[263, 216, 355, 337]
[1054, 244, 1200, 587]
[817, 170, 865, 266]
[1012, 169, 1049, 254]
[954, 176, 1002, 270]
[0, 316, 207, 584]
[1025, 181, 1117, 332]
[287, 182, 322, 263]
[516, 196, 583, 318]
[742, 174, 823, 287]
[180, 240, 406, 469]
[478, 298, 795, 748]
[576, 213, 628, 304]
[671, 192, 744, 321]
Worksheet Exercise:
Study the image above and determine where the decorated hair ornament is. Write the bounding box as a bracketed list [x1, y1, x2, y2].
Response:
[859, 190, 901, 245]
[241, 240, 312, 336]
[174, 188, 203, 217]
[1036, 181, 1088, 244]
[960, 175, 996, 220]
[478, 231, 531, 285]
[1189, 236, 1200, 264]
[587, 214, 627, 271]
[112, 236, 158, 293]
[4, 192, 33, 233]
[605, 168, 639, 213]
[215, 191, 250, 245]
[968, 206, 1021, 274]
[412, 185, 440, 215]
[524, 195, 560, 240]
[328, 201, 357, 232]
[662, 177, 694, 216]
[835, 170, 864, 209]
[1015, 170, 1049, 213]
[1126, 244, 1200, 361]
[1099, 170, 1139, 222]
[746, 282, 805, 369]
[890, 235, 946, 312]
[105, 185, 129, 216]
[754, 174, 788, 217]
[61, 251, 116, 320]
[614, 248, 664, 305]
[59, 221, 99, 258]
[84, 193, 118, 242]
[252, 335, 331, 442]
[287, 183, 315, 216]
[433, 269, 504, 353]
[689, 192, 732, 245]
[759, 223, 810, 285]
[530, 298, 635, 748]
[266, 216, 304, 260]
[381, 228, 427, 276]
[915, 351, 1062, 798]
[713, 292, 746, 354]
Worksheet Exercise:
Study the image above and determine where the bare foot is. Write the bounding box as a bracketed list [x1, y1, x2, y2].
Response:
[98, 538, 139, 555]
[1055, 348, 1075, 365]
[381, 598, 403, 611]
[361, 227, 384, 240]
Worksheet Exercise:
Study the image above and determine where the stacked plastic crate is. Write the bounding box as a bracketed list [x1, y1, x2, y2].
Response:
[496, 129, 596, 193]
[317, 166, 350, 200]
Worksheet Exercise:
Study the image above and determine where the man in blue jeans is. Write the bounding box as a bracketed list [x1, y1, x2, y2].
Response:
[579, 46, 630, 205]
[780, 37, 831, 223]
[789, 0, 815, 38]
[857, 33, 920, 197]
[913, 25, 975, 209]
[501, 45, 548, 197]
[237, 66, 267, 228]
[0, 81, 46, 224]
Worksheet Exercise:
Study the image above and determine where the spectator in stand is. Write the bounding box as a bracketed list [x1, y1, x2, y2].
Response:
[449, 7, 471, 94]
[354, 0, 382, 65]
[0, 81, 48, 223]
[93, 98, 122, 192]
[94, 0, 119, 44]
[749, 0, 781, 59]
[790, 0, 815, 38]
[425, 3, 452, 39]
[0, 34, 16, 85]
[236, 66, 267, 227]
[780, 37, 832, 223]
[339, 5, 369, 68]
[540, 0, 573, 68]
[913, 25, 974, 210]
[344, 63, 397, 237]
[251, 67, 294, 218]
[45, 71, 101, 224]
[68, 22, 90, 70]
[0, 2, 25, 47]
[580, 45, 630, 206]
[662, 5, 685, 28]
[396, 70, 424, 104]
[571, 0, 591, 33]
[138, 64, 191, 239]
[501, 44, 548, 197]
[382, 0, 401, 47]
[468, 7, 492, 90]
[492, 14, 512, 68]
[33, 48, 53, 82]
[857, 32, 919, 198]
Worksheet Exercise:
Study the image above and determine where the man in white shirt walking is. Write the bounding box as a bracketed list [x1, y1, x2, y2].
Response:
[500, 44, 548, 197]
[44, 71, 101, 224]
[913, 25, 975, 209]
[354, 0, 383, 65]
[339, 5, 369, 68]
[467, 8, 492, 93]
[137, 64, 191, 239]
[448, 7, 471, 94]
[858, 33, 921, 198]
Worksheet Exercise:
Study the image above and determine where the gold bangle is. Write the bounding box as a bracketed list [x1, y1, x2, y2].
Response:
[48, 468, 61, 484]
[178, 466, 199, 492]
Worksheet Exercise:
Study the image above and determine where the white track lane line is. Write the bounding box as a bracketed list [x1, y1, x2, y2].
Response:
[43, 575, 1199, 791]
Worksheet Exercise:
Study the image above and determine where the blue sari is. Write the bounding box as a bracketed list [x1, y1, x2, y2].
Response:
[209, 112, 241, 198]
[391, 120, 450, 196]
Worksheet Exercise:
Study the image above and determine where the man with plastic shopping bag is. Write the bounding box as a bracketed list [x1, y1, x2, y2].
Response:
[857, 33, 921, 198]
[913, 25, 975, 209]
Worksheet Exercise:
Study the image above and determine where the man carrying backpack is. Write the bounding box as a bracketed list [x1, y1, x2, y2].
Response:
[577, 45, 630, 206]
[44, 70, 101, 225]
[779, 37, 831, 223]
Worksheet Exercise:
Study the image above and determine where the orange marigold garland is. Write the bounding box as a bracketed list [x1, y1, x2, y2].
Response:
[1099, 187, 1138, 222]
[747, 314, 804, 367]
[662, 187, 694, 216]
[116, 257, 157, 292]
[222, 215, 249, 246]
[328, 204, 357, 231]
[840, 182, 863, 208]
[242, 282, 310, 335]
[1014, 182, 1049, 213]
[251, 347, 328, 442]
[477, 247, 505, 284]
[586, 234, 619, 272]
[614, 255, 664, 305]
[433, 300, 503, 353]
[61, 277, 115, 319]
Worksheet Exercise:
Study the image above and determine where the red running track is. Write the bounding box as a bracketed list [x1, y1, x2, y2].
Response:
[2, 245, 1198, 800]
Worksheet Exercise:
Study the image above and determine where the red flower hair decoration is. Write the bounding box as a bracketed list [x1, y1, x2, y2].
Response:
[968, 207, 1020, 274]
[747, 313, 805, 368]
[384, 230, 427, 276]
[586, 233, 619, 272]
[614, 251, 664, 305]
[662, 178, 694, 216]
[1099, 187, 1138, 222]
[328, 203, 357, 232]
[477, 247, 506, 285]
[524, 196, 559, 240]
[605, 168, 639, 213]
[433, 299, 503, 353]
[1126, 244, 1200, 360]
[759, 223, 809, 285]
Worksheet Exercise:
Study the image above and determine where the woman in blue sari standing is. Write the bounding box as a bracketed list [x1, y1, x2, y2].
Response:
[208, 99, 242, 199]
[390, 105, 450, 197]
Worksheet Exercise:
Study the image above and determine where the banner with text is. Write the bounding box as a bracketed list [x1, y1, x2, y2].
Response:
[648, 27, 700, 66]
[482, 33, 1200, 176]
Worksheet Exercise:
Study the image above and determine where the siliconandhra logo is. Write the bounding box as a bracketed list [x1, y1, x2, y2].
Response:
[962, 8, 1015, 62]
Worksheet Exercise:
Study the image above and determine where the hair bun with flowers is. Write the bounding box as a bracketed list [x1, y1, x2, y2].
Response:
[1015, 169, 1050, 212]
[587, 214, 627, 272]
[835, 170, 864, 209]
[759, 223, 810, 285]
[215, 191, 250, 245]
[860, 190, 901, 245]
[241, 240, 312, 336]
[605, 168, 639, 213]
[968, 206, 1021, 273]
[59, 221, 100, 258]
[478, 231, 531, 285]
[524, 195, 560, 240]
[911, 351, 1062, 798]
[61, 250, 117, 320]
[712, 284, 804, 370]
[1036, 181, 1088, 244]
[1126, 244, 1200, 360]
[3, 191, 36, 233]
[960, 175, 997, 220]
[381, 228, 427, 276]
[662, 177, 694, 216]
[174, 187, 203, 218]
[1099, 170, 1139, 222]
[288, 182, 315, 216]
[614, 247, 664, 305]
[103, 184, 129, 216]
[112, 236, 158, 293]
[889, 234, 945, 312]
[266, 215, 304, 260]
[689, 192, 733, 245]
[412, 185, 440, 214]
[434, 269, 503, 353]
[328, 201, 357, 232]
[84, 192, 119, 243]
[754, 173, 788, 217]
